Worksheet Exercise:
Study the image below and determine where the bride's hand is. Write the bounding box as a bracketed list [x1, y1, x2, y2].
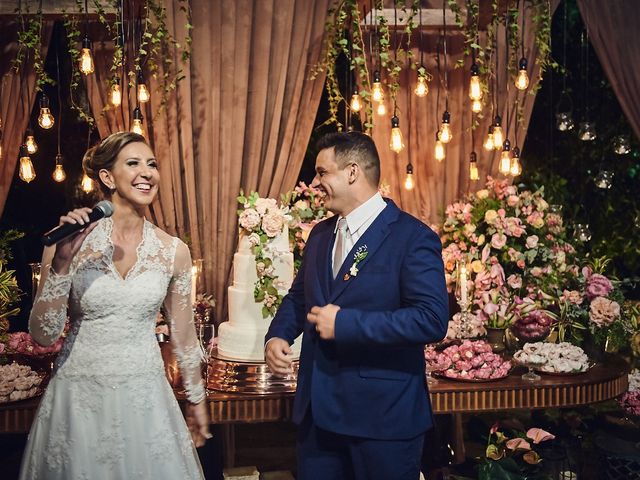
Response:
[51, 207, 98, 274]
[186, 400, 212, 447]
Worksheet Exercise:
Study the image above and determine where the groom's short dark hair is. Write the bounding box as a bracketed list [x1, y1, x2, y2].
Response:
[316, 132, 381, 187]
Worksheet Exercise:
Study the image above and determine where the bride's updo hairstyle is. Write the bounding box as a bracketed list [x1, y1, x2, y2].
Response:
[82, 131, 148, 196]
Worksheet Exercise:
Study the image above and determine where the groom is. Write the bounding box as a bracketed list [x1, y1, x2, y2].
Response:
[265, 132, 448, 480]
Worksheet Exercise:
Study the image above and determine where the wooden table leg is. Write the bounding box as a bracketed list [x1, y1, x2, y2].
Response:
[451, 413, 466, 464]
[221, 424, 236, 468]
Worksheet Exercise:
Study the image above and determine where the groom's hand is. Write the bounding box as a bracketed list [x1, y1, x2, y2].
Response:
[265, 338, 294, 376]
[307, 304, 340, 340]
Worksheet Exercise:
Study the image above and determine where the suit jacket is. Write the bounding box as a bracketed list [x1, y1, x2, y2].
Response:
[265, 199, 448, 440]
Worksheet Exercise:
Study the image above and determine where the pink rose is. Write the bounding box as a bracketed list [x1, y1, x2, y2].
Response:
[238, 208, 261, 231]
[589, 296, 621, 327]
[262, 212, 285, 237]
[254, 197, 278, 215]
[561, 289, 583, 305]
[507, 195, 519, 207]
[585, 273, 613, 300]
[507, 274, 522, 289]
[491, 233, 507, 249]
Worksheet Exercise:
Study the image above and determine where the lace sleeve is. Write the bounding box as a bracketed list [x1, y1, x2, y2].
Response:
[28, 247, 71, 347]
[164, 241, 205, 404]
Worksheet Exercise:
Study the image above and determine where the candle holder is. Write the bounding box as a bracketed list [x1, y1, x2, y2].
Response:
[454, 261, 474, 338]
[29, 262, 41, 299]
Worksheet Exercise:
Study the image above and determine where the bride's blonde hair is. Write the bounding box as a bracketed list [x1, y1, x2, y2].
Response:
[82, 132, 148, 196]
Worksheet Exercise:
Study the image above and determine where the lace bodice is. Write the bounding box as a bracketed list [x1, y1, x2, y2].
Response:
[28, 217, 205, 403]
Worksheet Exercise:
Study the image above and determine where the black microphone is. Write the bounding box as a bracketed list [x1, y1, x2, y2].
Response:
[42, 201, 114, 246]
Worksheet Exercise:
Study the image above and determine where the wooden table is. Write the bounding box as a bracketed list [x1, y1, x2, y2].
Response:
[1, 357, 629, 433]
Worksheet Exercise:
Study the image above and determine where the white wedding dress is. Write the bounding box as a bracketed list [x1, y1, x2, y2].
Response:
[20, 217, 205, 480]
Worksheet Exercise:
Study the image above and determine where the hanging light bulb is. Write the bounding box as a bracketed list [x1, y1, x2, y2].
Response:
[471, 99, 482, 113]
[578, 121, 597, 141]
[376, 102, 387, 116]
[556, 111, 575, 131]
[137, 72, 150, 103]
[37, 94, 54, 129]
[510, 146, 522, 177]
[25, 130, 38, 154]
[350, 93, 362, 112]
[131, 107, 144, 136]
[469, 63, 482, 101]
[371, 70, 384, 103]
[81, 173, 94, 193]
[492, 116, 504, 149]
[18, 145, 36, 183]
[52, 153, 66, 182]
[469, 151, 479, 181]
[439, 111, 452, 144]
[80, 36, 95, 74]
[389, 115, 404, 153]
[483, 126, 495, 151]
[414, 74, 428, 97]
[499, 139, 512, 175]
[110, 76, 122, 107]
[434, 132, 445, 162]
[404, 164, 415, 190]
[613, 135, 631, 155]
[515, 57, 529, 91]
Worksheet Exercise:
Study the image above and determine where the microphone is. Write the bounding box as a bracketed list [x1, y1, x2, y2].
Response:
[42, 201, 114, 246]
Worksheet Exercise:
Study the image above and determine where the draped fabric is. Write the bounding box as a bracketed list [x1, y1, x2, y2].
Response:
[367, 0, 559, 225]
[577, 0, 640, 141]
[83, 0, 329, 323]
[0, 21, 53, 214]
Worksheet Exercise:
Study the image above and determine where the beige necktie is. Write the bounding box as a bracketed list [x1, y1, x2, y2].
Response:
[333, 218, 348, 278]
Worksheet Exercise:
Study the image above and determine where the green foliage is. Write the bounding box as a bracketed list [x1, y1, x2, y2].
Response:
[0, 230, 24, 321]
[13, 2, 55, 91]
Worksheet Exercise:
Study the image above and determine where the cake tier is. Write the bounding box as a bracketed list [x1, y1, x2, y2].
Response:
[217, 320, 301, 362]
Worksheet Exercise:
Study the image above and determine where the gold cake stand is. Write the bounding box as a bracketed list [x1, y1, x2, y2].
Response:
[208, 347, 299, 395]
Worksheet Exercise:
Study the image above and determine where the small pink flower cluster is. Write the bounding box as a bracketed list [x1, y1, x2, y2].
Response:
[425, 340, 511, 380]
[619, 391, 640, 417]
[6, 330, 65, 356]
[581, 267, 620, 328]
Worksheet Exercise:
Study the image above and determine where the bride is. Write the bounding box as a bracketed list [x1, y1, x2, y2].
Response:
[20, 132, 210, 479]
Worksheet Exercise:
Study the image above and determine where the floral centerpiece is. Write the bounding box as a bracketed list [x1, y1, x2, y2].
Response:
[619, 369, 640, 417]
[237, 191, 292, 318]
[479, 423, 556, 480]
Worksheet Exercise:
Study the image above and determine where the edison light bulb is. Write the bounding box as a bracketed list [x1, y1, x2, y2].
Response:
[414, 75, 428, 97]
[499, 140, 511, 175]
[137, 72, 150, 103]
[350, 93, 362, 112]
[19, 146, 36, 183]
[52, 154, 66, 182]
[80, 36, 94, 74]
[371, 70, 384, 103]
[131, 107, 144, 136]
[483, 127, 495, 151]
[439, 111, 452, 144]
[469, 63, 482, 100]
[515, 57, 529, 91]
[38, 95, 54, 129]
[376, 102, 387, 116]
[469, 152, 479, 181]
[389, 116, 404, 153]
[81, 173, 94, 193]
[434, 133, 445, 162]
[492, 116, 504, 149]
[404, 164, 415, 190]
[471, 99, 482, 113]
[25, 133, 38, 154]
[110, 78, 122, 107]
[510, 147, 522, 177]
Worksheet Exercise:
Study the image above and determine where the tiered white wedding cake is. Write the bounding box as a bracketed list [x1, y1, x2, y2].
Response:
[217, 225, 302, 361]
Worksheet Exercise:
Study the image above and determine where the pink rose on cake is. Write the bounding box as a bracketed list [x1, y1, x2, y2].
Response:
[239, 208, 261, 231]
[262, 212, 285, 238]
[254, 197, 278, 215]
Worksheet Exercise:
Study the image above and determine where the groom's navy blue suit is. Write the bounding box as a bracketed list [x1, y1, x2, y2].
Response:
[266, 199, 448, 478]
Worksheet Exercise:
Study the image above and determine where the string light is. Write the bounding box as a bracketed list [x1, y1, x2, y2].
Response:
[389, 115, 404, 153]
[137, 72, 150, 103]
[515, 57, 529, 90]
[434, 131, 445, 162]
[469, 151, 479, 181]
[52, 154, 66, 182]
[469, 63, 482, 101]
[110, 76, 122, 106]
[80, 36, 94, 74]
[350, 93, 362, 112]
[131, 107, 144, 136]
[483, 126, 495, 151]
[471, 99, 482, 113]
[37, 94, 54, 129]
[439, 111, 452, 144]
[371, 70, 384, 103]
[499, 139, 512, 175]
[510, 146, 522, 176]
[19, 145, 36, 183]
[25, 130, 38, 154]
[376, 102, 386, 116]
[415, 75, 428, 97]
[492, 116, 504, 149]
[404, 163, 415, 190]
[81, 173, 94, 193]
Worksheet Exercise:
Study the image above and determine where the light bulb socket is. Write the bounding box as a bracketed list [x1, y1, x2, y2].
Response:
[470, 151, 477, 163]
[391, 115, 400, 128]
[19, 144, 29, 157]
[133, 106, 144, 121]
[494, 115, 502, 127]
[488, 125, 494, 134]
[55, 153, 64, 164]
[470, 63, 479, 76]
[512, 146, 521, 158]
[82, 36, 92, 49]
[137, 71, 145, 84]
[406, 163, 414, 175]
[39, 94, 50, 108]
[373, 70, 381, 83]
[442, 111, 451, 124]
[518, 57, 528, 71]
[113, 75, 121, 84]
[26, 127, 34, 136]
[502, 139, 511, 151]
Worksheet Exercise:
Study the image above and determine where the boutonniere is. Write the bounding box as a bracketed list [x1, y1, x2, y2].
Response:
[345, 245, 368, 280]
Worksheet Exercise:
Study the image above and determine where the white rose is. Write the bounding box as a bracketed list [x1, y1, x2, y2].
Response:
[262, 212, 285, 237]
[255, 198, 278, 215]
[525, 235, 539, 249]
[239, 208, 261, 231]
[248, 233, 261, 246]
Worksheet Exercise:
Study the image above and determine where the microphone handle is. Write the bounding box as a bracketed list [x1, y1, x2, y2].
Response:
[42, 208, 106, 246]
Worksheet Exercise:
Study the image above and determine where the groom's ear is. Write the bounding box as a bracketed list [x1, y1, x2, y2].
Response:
[348, 162, 359, 184]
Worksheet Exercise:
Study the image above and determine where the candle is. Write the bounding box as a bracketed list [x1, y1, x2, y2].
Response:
[459, 264, 468, 306]
[191, 265, 198, 307]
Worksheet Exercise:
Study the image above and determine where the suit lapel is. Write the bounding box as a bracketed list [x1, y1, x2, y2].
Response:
[315, 219, 336, 302]
[329, 201, 399, 302]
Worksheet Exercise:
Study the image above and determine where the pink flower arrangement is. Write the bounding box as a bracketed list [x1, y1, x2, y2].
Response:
[6, 329, 66, 356]
[619, 391, 640, 417]
[425, 340, 511, 380]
